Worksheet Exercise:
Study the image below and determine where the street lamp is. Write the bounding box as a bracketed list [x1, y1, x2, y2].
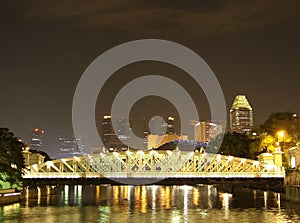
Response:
[277, 130, 285, 140]
[274, 130, 286, 167]
[276, 130, 287, 150]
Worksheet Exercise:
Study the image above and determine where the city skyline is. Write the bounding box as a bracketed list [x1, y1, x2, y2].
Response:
[230, 95, 253, 134]
[1, 1, 299, 157]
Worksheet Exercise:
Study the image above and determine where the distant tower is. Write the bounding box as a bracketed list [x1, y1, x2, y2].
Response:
[192, 121, 223, 143]
[230, 95, 253, 134]
[58, 135, 84, 158]
[143, 118, 150, 149]
[30, 128, 45, 151]
[166, 117, 175, 134]
[117, 118, 131, 149]
[102, 115, 115, 149]
[101, 115, 124, 151]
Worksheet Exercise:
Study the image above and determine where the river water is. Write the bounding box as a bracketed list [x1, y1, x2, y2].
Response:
[0, 184, 300, 223]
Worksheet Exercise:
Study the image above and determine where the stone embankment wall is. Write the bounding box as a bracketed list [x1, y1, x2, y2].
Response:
[285, 171, 300, 203]
[0, 189, 20, 205]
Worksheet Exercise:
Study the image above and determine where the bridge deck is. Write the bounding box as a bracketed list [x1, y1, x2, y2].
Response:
[23, 151, 285, 181]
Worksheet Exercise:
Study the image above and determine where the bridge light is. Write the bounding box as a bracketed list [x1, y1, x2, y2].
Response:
[150, 150, 158, 156]
[100, 153, 105, 158]
[254, 161, 259, 166]
[189, 152, 194, 156]
[277, 130, 285, 139]
[126, 150, 133, 156]
[113, 152, 119, 156]
[241, 159, 246, 164]
[137, 150, 144, 156]
[228, 156, 233, 162]
[166, 150, 173, 156]
[217, 154, 221, 162]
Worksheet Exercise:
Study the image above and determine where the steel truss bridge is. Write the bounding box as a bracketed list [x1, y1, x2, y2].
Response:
[23, 150, 285, 183]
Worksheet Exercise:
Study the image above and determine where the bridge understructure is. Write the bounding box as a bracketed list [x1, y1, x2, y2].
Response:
[23, 150, 285, 187]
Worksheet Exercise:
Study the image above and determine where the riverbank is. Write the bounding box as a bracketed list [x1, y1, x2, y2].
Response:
[284, 170, 300, 203]
[0, 189, 20, 205]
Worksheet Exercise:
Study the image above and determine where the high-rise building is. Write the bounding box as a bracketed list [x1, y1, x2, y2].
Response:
[192, 121, 223, 143]
[102, 115, 129, 151]
[230, 95, 253, 134]
[166, 116, 175, 134]
[143, 116, 176, 148]
[58, 135, 85, 158]
[117, 118, 132, 148]
[30, 128, 45, 151]
[143, 118, 149, 149]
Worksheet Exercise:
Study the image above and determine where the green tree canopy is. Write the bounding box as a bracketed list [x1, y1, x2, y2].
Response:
[258, 111, 300, 139]
[0, 128, 26, 189]
[216, 132, 256, 159]
[252, 111, 300, 166]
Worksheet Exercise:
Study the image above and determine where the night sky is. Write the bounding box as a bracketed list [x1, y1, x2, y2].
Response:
[1, 1, 299, 157]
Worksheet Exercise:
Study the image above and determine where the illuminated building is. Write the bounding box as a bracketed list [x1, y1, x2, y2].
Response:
[143, 118, 149, 149]
[102, 115, 130, 152]
[147, 134, 188, 150]
[143, 116, 176, 149]
[58, 135, 85, 158]
[192, 121, 223, 143]
[117, 118, 132, 149]
[144, 116, 176, 136]
[230, 95, 253, 134]
[30, 128, 45, 151]
[166, 116, 175, 134]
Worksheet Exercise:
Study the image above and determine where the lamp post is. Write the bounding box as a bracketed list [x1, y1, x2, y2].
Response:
[276, 130, 286, 151]
[273, 130, 285, 167]
[277, 131, 285, 141]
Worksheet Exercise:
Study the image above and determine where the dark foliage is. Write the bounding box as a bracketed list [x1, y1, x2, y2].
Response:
[0, 128, 26, 188]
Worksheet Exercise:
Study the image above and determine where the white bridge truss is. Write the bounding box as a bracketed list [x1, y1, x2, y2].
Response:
[23, 150, 285, 179]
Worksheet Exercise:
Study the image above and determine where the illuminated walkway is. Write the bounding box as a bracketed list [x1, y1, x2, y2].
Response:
[23, 150, 284, 180]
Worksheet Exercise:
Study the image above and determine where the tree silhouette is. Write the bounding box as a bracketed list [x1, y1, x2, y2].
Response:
[0, 128, 26, 189]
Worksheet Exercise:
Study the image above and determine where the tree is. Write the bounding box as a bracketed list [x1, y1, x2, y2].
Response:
[253, 111, 300, 166]
[214, 132, 256, 159]
[259, 111, 300, 141]
[0, 128, 26, 189]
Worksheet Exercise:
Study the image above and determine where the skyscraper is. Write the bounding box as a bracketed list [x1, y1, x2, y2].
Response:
[230, 95, 253, 134]
[144, 116, 176, 136]
[192, 121, 223, 143]
[30, 128, 45, 151]
[101, 115, 128, 151]
[143, 118, 149, 149]
[58, 135, 85, 158]
[166, 116, 175, 134]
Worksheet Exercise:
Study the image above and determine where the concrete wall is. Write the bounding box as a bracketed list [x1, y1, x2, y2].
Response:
[285, 186, 300, 203]
[0, 194, 20, 205]
[285, 171, 300, 203]
[285, 171, 300, 186]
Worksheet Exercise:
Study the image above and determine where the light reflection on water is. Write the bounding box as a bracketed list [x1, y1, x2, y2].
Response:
[0, 185, 299, 222]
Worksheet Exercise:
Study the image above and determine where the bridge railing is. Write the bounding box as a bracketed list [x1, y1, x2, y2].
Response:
[23, 151, 285, 179]
[23, 171, 285, 179]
